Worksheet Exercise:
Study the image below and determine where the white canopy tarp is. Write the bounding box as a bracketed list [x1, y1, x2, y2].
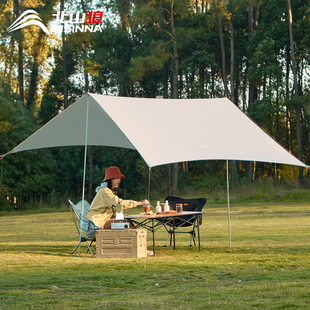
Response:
[7, 93, 308, 168]
[4, 93, 308, 253]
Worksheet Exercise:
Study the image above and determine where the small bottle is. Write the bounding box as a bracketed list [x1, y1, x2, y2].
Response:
[156, 201, 161, 214]
[164, 200, 170, 212]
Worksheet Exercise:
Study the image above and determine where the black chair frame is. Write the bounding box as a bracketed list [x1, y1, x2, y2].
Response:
[161, 196, 206, 247]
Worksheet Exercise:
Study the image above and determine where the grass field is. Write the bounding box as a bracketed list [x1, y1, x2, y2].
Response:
[0, 202, 309, 309]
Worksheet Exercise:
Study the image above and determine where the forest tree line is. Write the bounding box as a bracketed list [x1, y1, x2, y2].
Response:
[0, 0, 309, 210]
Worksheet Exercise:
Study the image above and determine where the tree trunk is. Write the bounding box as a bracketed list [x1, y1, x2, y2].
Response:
[286, 44, 292, 152]
[199, 67, 205, 97]
[242, 73, 247, 111]
[246, 0, 256, 180]
[61, 0, 68, 109]
[113, 1, 132, 96]
[116, 0, 130, 31]
[81, 42, 89, 93]
[245, 161, 254, 180]
[229, 16, 234, 104]
[248, 0, 256, 111]
[127, 14, 136, 47]
[231, 160, 239, 184]
[276, 76, 280, 139]
[170, 1, 179, 194]
[26, 61, 38, 110]
[8, 36, 15, 88]
[14, 0, 24, 104]
[254, 1, 260, 30]
[170, 1, 178, 100]
[286, 109, 292, 153]
[27, 32, 45, 110]
[171, 162, 179, 195]
[287, 0, 303, 180]
[217, 1, 229, 97]
[159, 1, 168, 98]
[228, 12, 238, 183]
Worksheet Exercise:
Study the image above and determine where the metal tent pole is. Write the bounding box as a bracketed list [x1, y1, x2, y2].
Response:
[148, 168, 151, 202]
[226, 160, 231, 247]
[78, 95, 90, 257]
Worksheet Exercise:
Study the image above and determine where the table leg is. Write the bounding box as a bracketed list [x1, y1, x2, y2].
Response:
[152, 218, 156, 256]
[173, 217, 176, 250]
[198, 214, 201, 251]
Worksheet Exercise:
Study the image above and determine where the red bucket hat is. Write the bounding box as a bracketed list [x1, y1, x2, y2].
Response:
[103, 166, 125, 182]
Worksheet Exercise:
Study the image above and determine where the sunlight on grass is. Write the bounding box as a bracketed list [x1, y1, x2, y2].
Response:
[0, 202, 309, 309]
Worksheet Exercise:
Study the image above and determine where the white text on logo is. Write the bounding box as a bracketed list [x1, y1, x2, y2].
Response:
[52, 11, 104, 33]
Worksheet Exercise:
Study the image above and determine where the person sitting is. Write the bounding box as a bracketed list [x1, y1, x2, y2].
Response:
[85, 166, 149, 229]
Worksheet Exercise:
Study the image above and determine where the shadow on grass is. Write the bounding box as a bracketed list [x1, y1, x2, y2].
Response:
[1, 241, 309, 259]
[0, 243, 94, 257]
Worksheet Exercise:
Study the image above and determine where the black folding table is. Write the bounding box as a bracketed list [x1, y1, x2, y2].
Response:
[125, 211, 203, 256]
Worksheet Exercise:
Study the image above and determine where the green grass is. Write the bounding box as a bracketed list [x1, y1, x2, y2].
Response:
[0, 202, 309, 309]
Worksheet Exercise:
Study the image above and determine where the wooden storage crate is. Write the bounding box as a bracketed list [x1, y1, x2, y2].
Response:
[96, 229, 147, 258]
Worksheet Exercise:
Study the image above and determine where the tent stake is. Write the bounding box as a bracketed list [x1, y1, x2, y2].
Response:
[78, 94, 90, 257]
[226, 160, 231, 247]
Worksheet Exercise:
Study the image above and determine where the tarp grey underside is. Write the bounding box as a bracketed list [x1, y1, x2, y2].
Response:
[10, 93, 307, 169]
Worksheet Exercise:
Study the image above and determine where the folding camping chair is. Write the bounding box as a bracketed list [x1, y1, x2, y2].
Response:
[68, 199, 100, 255]
[162, 196, 206, 247]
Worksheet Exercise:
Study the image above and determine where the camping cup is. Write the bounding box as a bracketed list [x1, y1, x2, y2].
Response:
[161, 203, 165, 213]
[176, 203, 183, 213]
[143, 205, 150, 214]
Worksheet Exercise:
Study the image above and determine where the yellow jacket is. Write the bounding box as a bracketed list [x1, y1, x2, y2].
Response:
[85, 187, 138, 228]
